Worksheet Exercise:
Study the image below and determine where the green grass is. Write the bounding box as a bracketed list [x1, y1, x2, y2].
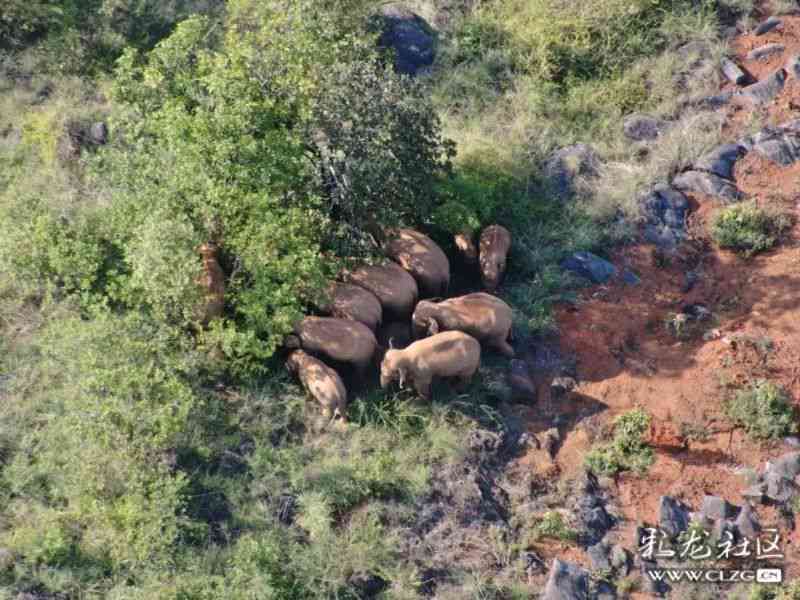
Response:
[712, 201, 793, 257]
[724, 379, 796, 441]
[585, 408, 655, 476]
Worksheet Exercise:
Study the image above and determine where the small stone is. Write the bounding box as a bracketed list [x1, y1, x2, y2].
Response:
[624, 114, 667, 141]
[89, 121, 108, 145]
[755, 17, 783, 36]
[561, 251, 617, 284]
[786, 55, 800, 78]
[747, 43, 785, 61]
[735, 503, 761, 538]
[698, 91, 734, 109]
[659, 495, 690, 538]
[542, 559, 590, 600]
[742, 482, 767, 502]
[740, 69, 787, 105]
[721, 57, 749, 85]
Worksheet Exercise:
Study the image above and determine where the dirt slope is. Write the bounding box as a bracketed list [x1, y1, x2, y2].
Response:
[512, 9, 800, 596]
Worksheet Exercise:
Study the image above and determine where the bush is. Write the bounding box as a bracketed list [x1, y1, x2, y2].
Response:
[585, 408, 654, 476]
[533, 511, 578, 542]
[712, 202, 792, 257]
[724, 380, 796, 441]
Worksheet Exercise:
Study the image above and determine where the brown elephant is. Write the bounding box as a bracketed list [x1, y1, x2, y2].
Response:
[411, 292, 515, 357]
[479, 225, 511, 291]
[318, 282, 383, 332]
[286, 350, 348, 421]
[290, 316, 378, 378]
[384, 228, 450, 297]
[380, 331, 481, 399]
[195, 242, 225, 325]
[345, 262, 419, 320]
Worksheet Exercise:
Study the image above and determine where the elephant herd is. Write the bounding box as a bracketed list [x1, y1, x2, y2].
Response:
[285, 225, 514, 422]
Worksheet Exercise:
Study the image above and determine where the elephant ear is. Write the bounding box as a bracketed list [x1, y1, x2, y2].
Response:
[427, 318, 440, 336]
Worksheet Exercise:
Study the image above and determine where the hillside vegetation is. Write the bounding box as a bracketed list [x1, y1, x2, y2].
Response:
[0, 0, 760, 598]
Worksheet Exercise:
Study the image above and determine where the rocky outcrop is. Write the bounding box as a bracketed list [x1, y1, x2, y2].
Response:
[376, 4, 436, 76]
[642, 185, 689, 250]
[544, 144, 600, 199]
[693, 143, 746, 180]
[747, 43, 785, 61]
[740, 69, 786, 105]
[672, 170, 743, 203]
[542, 559, 590, 600]
[561, 252, 617, 284]
[754, 17, 782, 36]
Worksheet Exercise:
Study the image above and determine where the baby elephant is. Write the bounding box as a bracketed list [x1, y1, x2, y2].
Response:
[380, 331, 481, 399]
[384, 228, 450, 298]
[412, 292, 515, 358]
[290, 316, 378, 379]
[479, 225, 511, 291]
[286, 350, 347, 420]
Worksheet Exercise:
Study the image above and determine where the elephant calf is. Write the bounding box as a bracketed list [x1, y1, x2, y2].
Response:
[287, 350, 347, 420]
[346, 262, 419, 320]
[384, 228, 450, 298]
[380, 331, 481, 399]
[412, 292, 515, 357]
[319, 282, 383, 332]
[290, 316, 378, 378]
[479, 225, 511, 291]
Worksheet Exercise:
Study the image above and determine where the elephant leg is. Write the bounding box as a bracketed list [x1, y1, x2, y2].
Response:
[414, 376, 432, 400]
[494, 337, 516, 358]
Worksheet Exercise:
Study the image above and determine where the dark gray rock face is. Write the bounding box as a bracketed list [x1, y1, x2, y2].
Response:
[750, 127, 800, 165]
[672, 170, 743, 203]
[755, 17, 783, 36]
[376, 5, 436, 76]
[735, 503, 761, 538]
[721, 57, 749, 85]
[544, 144, 600, 199]
[642, 185, 689, 250]
[659, 495, 690, 538]
[700, 495, 739, 521]
[623, 114, 667, 141]
[740, 69, 786, 105]
[693, 143, 746, 180]
[561, 252, 617, 284]
[542, 559, 590, 600]
[747, 43, 785, 61]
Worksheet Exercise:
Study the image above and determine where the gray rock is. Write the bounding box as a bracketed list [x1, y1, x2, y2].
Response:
[610, 545, 631, 576]
[594, 580, 617, 600]
[551, 376, 577, 400]
[693, 143, 746, 180]
[623, 114, 667, 141]
[742, 481, 767, 502]
[588, 540, 612, 570]
[711, 518, 738, 543]
[698, 91, 734, 109]
[787, 55, 800, 78]
[747, 43, 785, 61]
[767, 452, 800, 480]
[642, 185, 689, 250]
[677, 41, 712, 61]
[735, 503, 761, 538]
[764, 470, 796, 503]
[721, 57, 749, 85]
[581, 504, 615, 546]
[755, 17, 783, 36]
[348, 572, 389, 598]
[561, 251, 617, 284]
[545, 144, 600, 199]
[740, 69, 786, 105]
[659, 496, 690, 538]
[376, 4, 436, 76]
[89, 121, 108, 145]
[543, 559, 590, 600]
[700, 495, 740, 521]
[751, 128, 800, 165]
[672, 170, 743, 203]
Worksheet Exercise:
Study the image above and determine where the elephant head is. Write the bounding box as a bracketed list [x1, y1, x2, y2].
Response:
[411, 300, 440, 339]
[380, 348, 408, 389]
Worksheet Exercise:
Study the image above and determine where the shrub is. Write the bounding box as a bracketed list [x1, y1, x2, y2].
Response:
[712, 202, 792, 257]
[585, 408, 654, 476]
[724, 380, 796, 441]
[533, 511, 578, 542]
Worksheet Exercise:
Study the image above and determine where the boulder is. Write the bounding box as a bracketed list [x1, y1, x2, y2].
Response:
[786, 55, 800, 79]
[89, 121, 108, 145]
[765, 470, 797, 503]
[561, 251, 617, 284]
[580, 504, 615, 546]
[767, 452, 800, 480]
[623, 114, 667, 141]
[735, 503, 761, 538]
[544, 144, 600, 199]
[642, 185, 689, 249]
[751, 128, 800, 165]
[376, 4, 436, 76]
[700, 495, 739, 521]
[610, 544, 631, 576]
[755, 17, 783, 36]
[672, 170, 743, 203]
[693, 143, 746, 180]
[588, 540, 612, 570]
[746, 43, 785, 61]
[659, 495, 690, 538]
[740, 69, 786, 105]
[697, 91, 734, 109]
[720, 57, 749, 85]
[542, 559, 590, 600]
[741, 481, 767, 502]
